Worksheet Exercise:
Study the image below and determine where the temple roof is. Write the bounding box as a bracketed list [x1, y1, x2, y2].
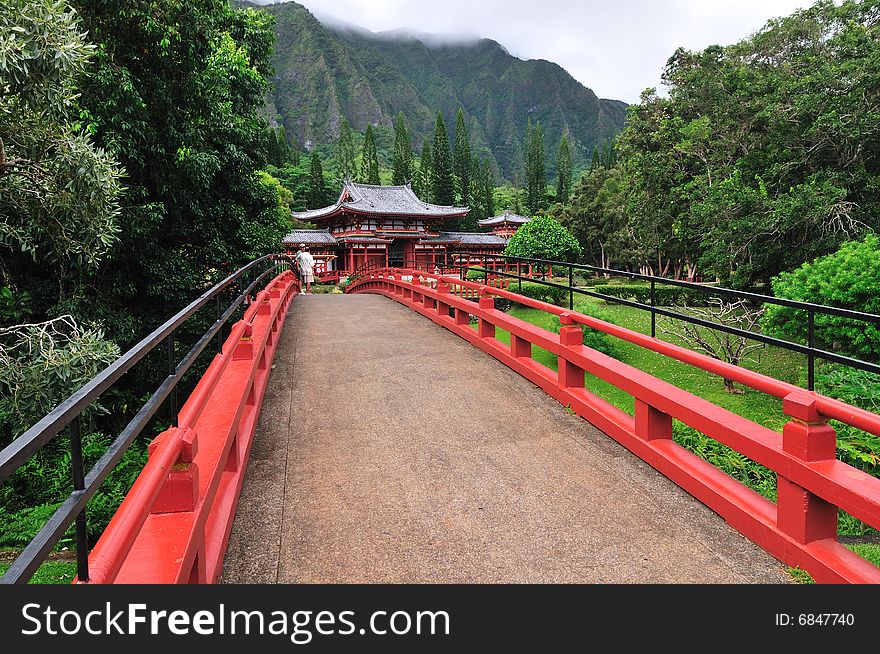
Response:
[291, 181, 469, 222]
[477, 211, 531, 227]
[282, 229, 336, 245]
[420, 232, 508, 246]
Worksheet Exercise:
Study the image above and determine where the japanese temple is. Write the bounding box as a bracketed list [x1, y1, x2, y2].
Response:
[284, 182, 531, 278]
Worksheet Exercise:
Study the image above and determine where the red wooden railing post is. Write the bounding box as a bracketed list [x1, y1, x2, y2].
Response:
[511, 334, 532, 359]
[149, 428, 199, 514]
[557, 312, 585, 389]
[478, 287, 495, 339]
[436, 281, 450, 318]
[233, 323, 253, 360]
[777, 392, 838, 544]
[635, 400, 673, 441]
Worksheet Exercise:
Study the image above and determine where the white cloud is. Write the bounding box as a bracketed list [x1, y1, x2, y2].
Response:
[265, 0, 815, 103]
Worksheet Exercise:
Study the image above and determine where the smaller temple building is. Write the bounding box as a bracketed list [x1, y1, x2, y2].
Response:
[284, 182, 531, 278]
[477, 211, 531, 239]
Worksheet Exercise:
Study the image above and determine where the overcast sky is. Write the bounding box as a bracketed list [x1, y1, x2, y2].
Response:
[254, 0, 816, 103]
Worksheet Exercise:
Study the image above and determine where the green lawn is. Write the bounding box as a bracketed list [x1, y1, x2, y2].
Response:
[0, 558, 76, 584]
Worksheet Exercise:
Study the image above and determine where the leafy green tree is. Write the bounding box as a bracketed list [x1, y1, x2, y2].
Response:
[391, 113, 413, 185]
[68, 0, 288, 344]
[335, 118, 356, 182]
[359, 123, 380, 184]
[453, 108, 471, 206]
[414, 138, 433, 200]
[556, 133, 572, 203]
[557, 165, 629, 270]
[432, 111, 454, 206]
[617, 1, 880, 286]
[308, 151, 328, 209]
[504, 215, 581, 263]
[763, 234, 880, 361]
[0, 0, 123, 317]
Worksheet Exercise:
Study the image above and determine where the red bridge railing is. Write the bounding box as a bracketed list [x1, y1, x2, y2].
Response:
[347, 267, 880, 584]
[83, 271, 298, 583]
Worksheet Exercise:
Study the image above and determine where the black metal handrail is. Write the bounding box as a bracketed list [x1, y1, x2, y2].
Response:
[0, 254, 295, 584]
[392, 255, 880, 388]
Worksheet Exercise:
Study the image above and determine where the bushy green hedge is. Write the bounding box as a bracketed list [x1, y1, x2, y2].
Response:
[763, 235, 880, 361]
[592, 284, 711, 307]
[549, 305, 620, 358]
[465, 266, 487, 281]
[511, 281, 569, 306]
[816, 365, 880, 478]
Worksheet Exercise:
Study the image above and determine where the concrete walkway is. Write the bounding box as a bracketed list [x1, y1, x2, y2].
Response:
[221, 294, 788, 584]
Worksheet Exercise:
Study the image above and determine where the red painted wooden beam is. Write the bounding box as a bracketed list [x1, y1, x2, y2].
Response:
[82, 271, 299, 584]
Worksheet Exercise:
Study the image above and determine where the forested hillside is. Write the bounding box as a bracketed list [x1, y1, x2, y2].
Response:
[246, 0, 626, 182]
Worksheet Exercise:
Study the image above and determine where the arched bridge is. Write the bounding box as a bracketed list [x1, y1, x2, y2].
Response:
[2, 258, 880, 584]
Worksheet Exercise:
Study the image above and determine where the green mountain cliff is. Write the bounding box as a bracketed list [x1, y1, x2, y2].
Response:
[247, 1, 627, 182]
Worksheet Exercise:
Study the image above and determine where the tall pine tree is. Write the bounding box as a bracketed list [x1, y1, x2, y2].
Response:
[432, 111, 454, 206]
[415, 138, 433, 200]
[482, 159, 495, 218]
[391, 112, 413, 185]
[469, 154, 484, 221]
[526, 120, 546, 214]
[556, 132, 572, 203]
[453, 108, 471, 206]
[308, 152, 328, 209]
[359, 124, 380, 184]
[336, 118, 356, 182]
[524, 116, 533, 201]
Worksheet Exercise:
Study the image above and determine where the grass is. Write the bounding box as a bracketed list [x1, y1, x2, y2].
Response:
[486, 293, 880, 576]
[788, 543, 880, 583]
[0, 556, 77, 584]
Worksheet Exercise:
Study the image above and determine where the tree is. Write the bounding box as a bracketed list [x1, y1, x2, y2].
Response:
[556, 133, 572, 203]
[482, 160, 495, 219]
[308, 152, 328, 209]
[1, 0, 124, 318]
[504, 215, 581, 263]
[617, 1, 880, 287]
[432, 111, 454, 206]
[659, 299, 765, 393]
[524, 119, 546, 214]
[453, 108, 471, 206]
[531, 121, 547, 213]
[524, 117, 533, 203]
[359, 124, 380, 184]
[335, 118, 356, 182]
[391, 113, 413, 185]
[414, 138, 433, 200]
[68, 0, 288, 346]
[763, 234, 880, 361]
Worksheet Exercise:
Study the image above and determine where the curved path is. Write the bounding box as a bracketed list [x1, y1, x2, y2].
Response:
[221, 294, 788, 583]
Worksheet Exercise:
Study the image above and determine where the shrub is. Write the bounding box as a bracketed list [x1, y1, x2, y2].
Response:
[512, 281, 568, 306]
[816, 365, 880, 478]
[592, 283, 711, 307]
[504, 215, 582, 262]
[763, 235, 880, 361]
[465, 266, 485, 281]
[549, 306, 620, 358]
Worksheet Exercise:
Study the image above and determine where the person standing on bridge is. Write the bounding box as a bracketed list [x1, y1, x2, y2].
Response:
[295, 243, 315, 294]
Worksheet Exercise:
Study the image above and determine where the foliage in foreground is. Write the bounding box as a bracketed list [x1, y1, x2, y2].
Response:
[0, 0, 124, 316]
[763, 234, 880, 361]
